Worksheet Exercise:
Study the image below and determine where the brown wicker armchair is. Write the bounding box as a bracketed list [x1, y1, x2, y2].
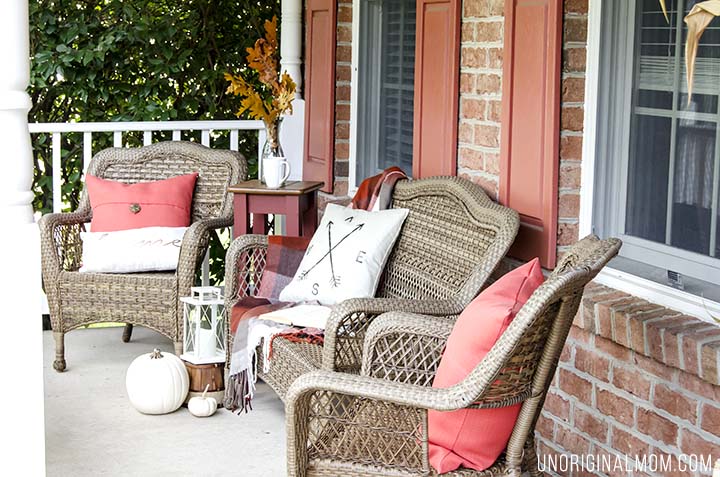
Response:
[224, 176, 520, 400]
[284, 235, 621, 476]
[40, 141, 246, 372]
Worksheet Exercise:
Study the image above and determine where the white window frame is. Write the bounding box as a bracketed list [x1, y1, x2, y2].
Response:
[581, 0, 720, 324]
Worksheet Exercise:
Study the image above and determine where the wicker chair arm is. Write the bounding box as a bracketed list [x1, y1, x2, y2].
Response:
[223, 234, 269, 309]
[321, 297, 461, 373]
[361, 312, 456, 386]
[176, 217, 232, 289]
[38, 211, 92, 276]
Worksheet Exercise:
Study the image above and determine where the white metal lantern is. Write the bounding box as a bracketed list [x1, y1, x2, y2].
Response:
[180, 286, 226, 365]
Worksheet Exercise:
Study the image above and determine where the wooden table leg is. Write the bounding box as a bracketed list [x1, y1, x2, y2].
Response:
[301, 191, 319, 237]
[232, 194, 250, 238]
[285, 196, 302, 236]
[252, 213, 269, 234]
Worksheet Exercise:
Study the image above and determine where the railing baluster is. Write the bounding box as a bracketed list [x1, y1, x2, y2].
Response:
[172, 130, 181, 141]
[230, 130, 239, 151]
[143, 131, 152, 146]
[201, 130, 210, 147]
[83, 131, 92, 174]
[52, 132, 62, 213]
[113, 131, 122, 147]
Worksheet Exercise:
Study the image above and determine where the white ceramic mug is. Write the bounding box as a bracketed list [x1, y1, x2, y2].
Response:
[263, 157, 291, 188]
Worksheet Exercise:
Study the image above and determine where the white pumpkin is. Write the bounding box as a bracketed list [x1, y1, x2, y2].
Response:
[188, 396, 217, 417]
[126, 348, 189, 415]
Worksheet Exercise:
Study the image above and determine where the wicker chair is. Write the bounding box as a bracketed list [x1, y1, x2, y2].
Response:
[284, 235, 621, 476]
[40, 141, 246, 372]
[224, 176, 520, 400]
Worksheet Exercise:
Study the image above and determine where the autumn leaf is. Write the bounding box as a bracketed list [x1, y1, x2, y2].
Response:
[659, 0, 669, 23]
[684, 1, 720, 103]
[264, 16, 278, 50]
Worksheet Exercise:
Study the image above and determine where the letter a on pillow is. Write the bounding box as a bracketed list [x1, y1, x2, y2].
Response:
[428, 258, 544, 473]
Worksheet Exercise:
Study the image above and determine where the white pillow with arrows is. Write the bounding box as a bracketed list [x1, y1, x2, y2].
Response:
[279, 203, 409, 306]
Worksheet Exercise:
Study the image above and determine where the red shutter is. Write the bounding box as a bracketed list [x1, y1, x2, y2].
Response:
[499, 0, 562, 268]
[303, 0, 336, 193]
[412, 0, 461, 178]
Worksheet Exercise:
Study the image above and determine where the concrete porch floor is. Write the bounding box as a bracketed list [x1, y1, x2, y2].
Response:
[44, 326, 286, 476]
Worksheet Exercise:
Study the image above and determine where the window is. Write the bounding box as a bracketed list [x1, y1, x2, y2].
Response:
[594, 0, 720, 300]
[355, 0, 416, 182]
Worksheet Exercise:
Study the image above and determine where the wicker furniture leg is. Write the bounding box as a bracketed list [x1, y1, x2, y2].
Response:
[174, 341, 182, 356]
[53, 331, 66, 372]
[122, 324, 133, 343]
[524, 436, 542, 477]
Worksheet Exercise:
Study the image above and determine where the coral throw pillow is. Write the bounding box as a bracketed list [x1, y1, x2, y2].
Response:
[85, 173, 198, 232]
[428, 258, 544, 473]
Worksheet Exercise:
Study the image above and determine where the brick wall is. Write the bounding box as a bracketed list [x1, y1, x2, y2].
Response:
[456, 0, 505, 199]
[536, 283, 720, 476]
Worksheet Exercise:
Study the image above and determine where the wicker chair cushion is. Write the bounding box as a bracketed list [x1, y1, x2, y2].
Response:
[428, 258, 544, 473]
[85, 172, 198, 231]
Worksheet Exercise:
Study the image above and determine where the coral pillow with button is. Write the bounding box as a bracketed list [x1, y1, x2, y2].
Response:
[85, 173, 198, 232]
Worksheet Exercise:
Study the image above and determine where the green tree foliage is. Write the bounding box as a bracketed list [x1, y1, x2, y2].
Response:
[29, 0, 280, 284]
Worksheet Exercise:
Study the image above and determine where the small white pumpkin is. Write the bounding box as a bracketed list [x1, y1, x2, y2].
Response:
[188, 385, 218, 417]
[126, 348, 189, 415]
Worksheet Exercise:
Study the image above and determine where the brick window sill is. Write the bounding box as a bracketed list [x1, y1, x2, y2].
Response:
[577, 282, 720, 386]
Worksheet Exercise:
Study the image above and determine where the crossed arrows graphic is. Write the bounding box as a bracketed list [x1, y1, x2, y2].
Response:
[298, 219, 365, 287]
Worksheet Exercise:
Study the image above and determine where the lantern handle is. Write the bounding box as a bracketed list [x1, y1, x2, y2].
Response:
[202, 384, 210, 399]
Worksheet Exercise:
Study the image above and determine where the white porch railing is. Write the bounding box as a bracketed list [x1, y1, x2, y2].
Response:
[28, 119, 266, 213]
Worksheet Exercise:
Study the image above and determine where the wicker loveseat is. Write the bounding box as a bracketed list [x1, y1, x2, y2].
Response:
[40, 141, 246, 372]
[224, 176, 520, 400]
[285, 235, 621, 476]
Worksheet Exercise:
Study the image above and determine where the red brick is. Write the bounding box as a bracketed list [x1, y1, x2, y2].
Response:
[486, 48, 503, 70]
[562, 77, 586, 103]
[487, 100, 502, 123]
[646, 316, 692, 363]
[681, 327, 717, 376]
[461, 98, 485, 120]
[335, 103, 350, 121]
[458, 122, 474, 144]
[564, 17, 588, 43]
[459, 73, 475, 94]
[597, 389, 634, 426]
[335, 64, 351, 83]
[458, 147, 483, 170]
[333, 180, 348, 197]
[574, 407, 608, 441]
[461, 46, 485, 68]
[474, 124, 500, 148]
[557, 222, 579, 246]
[536, 413, 555, 439]
[564, 0, 589, 14]
[555, 424, 591, 455]
[338, 5, 352, 23]
[701, 403, 720, 438]
[679, 430, 719, 462]
[337, 24, 352, 43]
[612, 427, 650, 457]
[563, 47, 587, 73]
[476, 74, 501, 95]
[595, 336, 631, 363]
[558, 193, 580, 219]
[654, 384, 697, 423]
[484, 152, 500, 175]
[633, 353, 676, 382]
[561, 106, 584, 132]
[701, 340, 720, 385]
[559, 162, 582, 188]
[568, 325, 592, 344]
[636, 409, 678, 446]
[595, 298, 636, 339]
[335, 84, 350, 102]
[461, 22, 475, 42]
[476, 21, 503, 42]
[678, 372, 720, 401]
[612, 367, 651, 400]
[575, 346, 609, 382]
[335, 142, 349, 160]
[559, 369, 593, 403]
[336, 45, 352, 63]
[543, 391, 571, 422]
[461, 173, 498, 200]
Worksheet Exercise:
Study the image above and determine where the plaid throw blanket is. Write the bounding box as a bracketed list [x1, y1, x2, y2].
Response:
[225, 167, 407, 413]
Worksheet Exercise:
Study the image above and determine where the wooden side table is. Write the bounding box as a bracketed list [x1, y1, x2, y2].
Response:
[228, 180, 324, 238]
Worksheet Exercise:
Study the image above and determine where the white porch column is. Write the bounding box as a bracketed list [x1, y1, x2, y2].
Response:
[0, 1, 45, 474]
[280, 0, 306, 181]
